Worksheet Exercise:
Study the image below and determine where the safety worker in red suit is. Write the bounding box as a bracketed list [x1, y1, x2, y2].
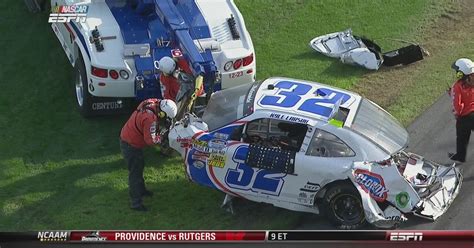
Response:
[120, 98, 177, 211]
[448, 58, 474, 163]
[157, 56, 204, 104]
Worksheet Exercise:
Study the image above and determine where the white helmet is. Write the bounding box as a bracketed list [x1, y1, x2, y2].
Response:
[159, 99, 178, 119]
[158, 56, 176, 75]
[452, 58, 474, 76]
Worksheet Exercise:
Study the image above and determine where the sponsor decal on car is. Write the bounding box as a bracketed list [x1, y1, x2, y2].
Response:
[177, 137, 192, 148]
[297, 192, 314, 204]
[192, 139, 226, 155]
[385, 215, 407, 222]
[396, 192, 410, 208]
[208, 154, 225, 168]
[208, 139, 227, 150]
[300, 182, 321, 193]
[214, 132, 229, 140]
[354, 169, 389, 202]
[191, 151, 210, 160]
[192, 160, 205, 169]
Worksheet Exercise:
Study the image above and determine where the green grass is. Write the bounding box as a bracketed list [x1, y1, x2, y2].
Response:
[0, 0, 458, 230]
[238, 0, 449, 88]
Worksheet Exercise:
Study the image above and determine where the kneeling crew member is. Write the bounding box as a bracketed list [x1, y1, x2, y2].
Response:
[120, 98, 178, 211]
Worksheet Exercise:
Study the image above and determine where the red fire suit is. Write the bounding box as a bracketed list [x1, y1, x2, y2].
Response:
[120, 98, 164, 209]
[450, 80, 474, 162]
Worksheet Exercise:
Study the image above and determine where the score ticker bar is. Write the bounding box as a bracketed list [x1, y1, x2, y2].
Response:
[0, 230, 473, 243]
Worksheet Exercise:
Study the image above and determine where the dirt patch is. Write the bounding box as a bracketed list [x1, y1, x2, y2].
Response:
[352, 0, 474, 109]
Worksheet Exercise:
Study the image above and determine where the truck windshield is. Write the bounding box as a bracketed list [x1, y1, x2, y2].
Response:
[351, 99, 408, 154]
[202, 82, 257, 131]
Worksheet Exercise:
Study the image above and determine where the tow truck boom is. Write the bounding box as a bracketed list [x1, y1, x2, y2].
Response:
[157, 0, 217, 89]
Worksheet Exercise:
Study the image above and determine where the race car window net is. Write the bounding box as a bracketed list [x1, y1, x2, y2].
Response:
[351, 99, 409, 154]
[202, 83, 256, 131]
[306, 129, 355, 157]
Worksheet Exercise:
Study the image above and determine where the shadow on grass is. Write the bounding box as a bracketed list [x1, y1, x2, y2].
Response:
[292, 50, 334, 62]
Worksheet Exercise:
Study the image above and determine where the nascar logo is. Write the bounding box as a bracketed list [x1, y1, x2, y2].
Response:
[48, 5, 88, 23]
[354, 169, 388, 202]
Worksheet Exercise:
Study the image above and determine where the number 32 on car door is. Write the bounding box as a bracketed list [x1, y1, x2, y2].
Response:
[224, 145, 286, 196]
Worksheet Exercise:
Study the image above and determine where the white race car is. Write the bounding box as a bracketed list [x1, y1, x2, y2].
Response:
[168, 77, 462, 229]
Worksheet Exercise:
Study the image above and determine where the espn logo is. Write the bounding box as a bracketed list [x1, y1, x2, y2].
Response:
[389, 232, 423, 241]
[48, 5, 88, 23]
[48, 13, 87, 23]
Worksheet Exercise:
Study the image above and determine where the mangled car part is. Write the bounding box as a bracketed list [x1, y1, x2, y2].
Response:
[351, 152, 462, 228]
[309, 29, 425, 70]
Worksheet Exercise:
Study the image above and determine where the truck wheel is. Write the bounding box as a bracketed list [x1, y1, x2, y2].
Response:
[74, 54, 93, 117]
[323, 183, 366, 229]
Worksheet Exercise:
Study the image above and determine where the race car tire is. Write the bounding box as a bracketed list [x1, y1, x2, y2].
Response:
[74, 54, 94, 117]
[323, 183, 366, 229]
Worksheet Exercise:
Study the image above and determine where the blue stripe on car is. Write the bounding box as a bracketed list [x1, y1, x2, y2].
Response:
[69, 22, 91, 60]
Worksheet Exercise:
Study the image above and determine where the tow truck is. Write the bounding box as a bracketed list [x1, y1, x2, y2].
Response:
[46, 0, 255, 116]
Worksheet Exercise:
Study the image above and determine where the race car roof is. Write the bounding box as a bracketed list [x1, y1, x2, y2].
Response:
[253, 77, 362, 126]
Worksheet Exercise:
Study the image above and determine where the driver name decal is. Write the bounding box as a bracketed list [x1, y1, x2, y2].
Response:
[354, 169, 388, 202]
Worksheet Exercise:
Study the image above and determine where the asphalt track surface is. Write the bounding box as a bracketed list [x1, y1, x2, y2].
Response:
[298, 93, 474, 230]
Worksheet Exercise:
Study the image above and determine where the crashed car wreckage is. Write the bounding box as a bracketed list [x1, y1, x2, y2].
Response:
[309, 29, 426, 70]
[167, 77, 462, 229]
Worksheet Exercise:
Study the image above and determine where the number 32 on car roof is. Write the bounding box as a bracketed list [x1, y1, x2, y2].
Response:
[258, 81, 352, 118]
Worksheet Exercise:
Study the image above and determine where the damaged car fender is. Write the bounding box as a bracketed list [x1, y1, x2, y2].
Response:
[349, 161, 420, 227]
[168, 114, 209, 158]
[309, 28, 425, 70]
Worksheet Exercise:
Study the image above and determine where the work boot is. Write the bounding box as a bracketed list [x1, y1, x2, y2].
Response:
[448, 153, 466, 163]
[131, 205, 148, 212]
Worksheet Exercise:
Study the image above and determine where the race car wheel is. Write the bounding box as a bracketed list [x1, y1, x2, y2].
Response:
[323, 183, 366, 229]
[74, 54, 93, 117]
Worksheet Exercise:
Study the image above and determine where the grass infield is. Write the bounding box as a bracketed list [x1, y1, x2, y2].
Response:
[0, 0, 468, 230]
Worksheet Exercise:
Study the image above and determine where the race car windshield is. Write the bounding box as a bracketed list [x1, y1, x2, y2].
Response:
[351, 99, 408, 154]
[202, 83, 256, 131]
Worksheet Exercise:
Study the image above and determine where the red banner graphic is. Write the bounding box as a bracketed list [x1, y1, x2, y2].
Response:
[69, 231, 266, 242]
